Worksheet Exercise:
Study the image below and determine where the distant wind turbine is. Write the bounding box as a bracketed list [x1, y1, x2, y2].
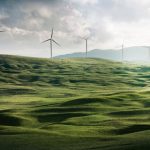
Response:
[115, 41, 125, 62]
[82, 37, 89, 57]
[42, 28, 60, 58]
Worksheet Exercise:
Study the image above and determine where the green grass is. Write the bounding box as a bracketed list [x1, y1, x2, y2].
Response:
[0, 54, 150, 150]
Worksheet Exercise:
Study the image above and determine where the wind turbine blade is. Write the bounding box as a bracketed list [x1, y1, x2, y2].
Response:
[51, 28, 53, 38]
[52, 39, 61, 46]
[0, 31, 5, 32]
[78, 36, 84, 40]
[41, 38, 51, 43]
[78, 36, 85, 40]
[82, 37, 87, 40]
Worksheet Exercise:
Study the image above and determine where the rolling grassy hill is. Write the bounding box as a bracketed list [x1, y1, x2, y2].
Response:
[0, 54, 150, 150]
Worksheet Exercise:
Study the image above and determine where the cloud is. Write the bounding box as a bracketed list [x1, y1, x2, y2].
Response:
[0, 13, 8, 20]
[0, 0, 150, 57]
[71, 0, 98, 5]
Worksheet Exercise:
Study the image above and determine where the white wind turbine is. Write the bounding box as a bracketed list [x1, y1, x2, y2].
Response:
[115, 41, 125, 62]
[121, 42, 124, 62]
[42, 28, 60, 58]
[82, 37, 89, 57]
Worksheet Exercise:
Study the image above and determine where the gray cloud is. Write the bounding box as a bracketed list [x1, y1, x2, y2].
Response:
[0, 0, 150, 57]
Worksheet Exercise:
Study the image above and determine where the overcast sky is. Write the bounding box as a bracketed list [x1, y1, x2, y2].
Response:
[0, 0, 150, 58]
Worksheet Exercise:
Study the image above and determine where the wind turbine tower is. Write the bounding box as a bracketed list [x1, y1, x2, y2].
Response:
[83, 37, 88, 57]
[42, 28, 60, 58]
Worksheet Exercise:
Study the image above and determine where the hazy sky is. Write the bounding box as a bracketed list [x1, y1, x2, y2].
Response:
[1, 0, 150, 57]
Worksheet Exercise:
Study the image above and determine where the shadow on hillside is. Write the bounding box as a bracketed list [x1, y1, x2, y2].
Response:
[0, 88, 36, 96]
[0, 114, 21, 126]
[33, 107, 93, 113]
[115, 124, 150, 135]
[36, 113, 89, 123]
[108, 109, 150, 116]
[61, 98, 110, 106]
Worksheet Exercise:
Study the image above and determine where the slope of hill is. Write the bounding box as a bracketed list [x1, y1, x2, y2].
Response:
[0, 54, 150, 150]
[56, 46, 149, 61]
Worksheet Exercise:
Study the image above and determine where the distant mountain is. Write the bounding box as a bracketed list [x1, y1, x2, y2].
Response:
[56, 46, 150, 61]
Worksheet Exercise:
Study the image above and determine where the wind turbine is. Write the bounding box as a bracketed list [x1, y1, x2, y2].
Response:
[119, 41, 125, 62]
[42, 28, 60, 58]
[82, 37, 89, 57]
[115, 41, 125, 62]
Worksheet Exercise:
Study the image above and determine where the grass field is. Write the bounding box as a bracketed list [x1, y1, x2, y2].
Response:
[0, 54, 150, 150]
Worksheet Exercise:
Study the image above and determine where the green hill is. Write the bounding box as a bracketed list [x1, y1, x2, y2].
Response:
[0, 54, 150, 150]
